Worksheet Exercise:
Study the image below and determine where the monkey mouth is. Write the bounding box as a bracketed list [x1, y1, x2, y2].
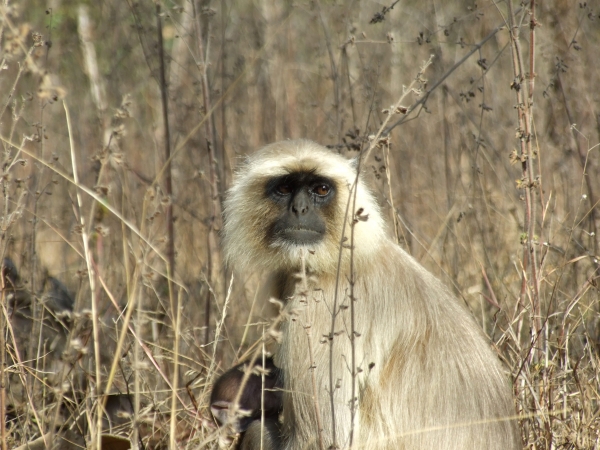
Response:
[277, 227, 324, 245]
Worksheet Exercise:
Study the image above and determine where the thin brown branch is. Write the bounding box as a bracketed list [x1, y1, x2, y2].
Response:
[194, 0, 224, 345]
[300, 251, 325, 450]
[64, 101, 103, 450]
[316, 0, 341, 141]
[383, 12, 522, 135]
[156, 2, 176, 283]
[507, 0, 541, 360]
[0, 266, 7, 450]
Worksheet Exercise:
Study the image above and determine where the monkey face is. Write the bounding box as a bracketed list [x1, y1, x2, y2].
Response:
[265, 172, 336, 247]
[223, 140, 386, 274]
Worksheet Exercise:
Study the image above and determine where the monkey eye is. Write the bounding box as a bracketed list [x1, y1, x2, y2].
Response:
[276, 184, 292, 195]
[313, 184, 331, 196]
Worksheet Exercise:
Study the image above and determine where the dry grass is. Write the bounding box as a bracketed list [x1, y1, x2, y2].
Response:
[0, 0, 598, 449]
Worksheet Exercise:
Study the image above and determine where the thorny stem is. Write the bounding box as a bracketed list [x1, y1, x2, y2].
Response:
[366, 55, 434, 161]
[300, 250, 325, 450]
[528, 1, 536, 105]
[383, 11, 524, 136]
[329, 56, 434, 448]
[329, 182, 355, 450]
[327, 56, 435, 448]
[507, 0, 542, 360]
[348, 153, 361, 449]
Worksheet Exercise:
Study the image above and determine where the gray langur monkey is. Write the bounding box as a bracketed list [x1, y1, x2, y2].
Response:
[221, 140, 520, 450]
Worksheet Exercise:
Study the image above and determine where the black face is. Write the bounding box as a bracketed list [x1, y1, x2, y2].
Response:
[266, 171, 336, 246]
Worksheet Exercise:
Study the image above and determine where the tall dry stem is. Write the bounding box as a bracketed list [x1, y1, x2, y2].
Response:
[505, 0, 542, 361]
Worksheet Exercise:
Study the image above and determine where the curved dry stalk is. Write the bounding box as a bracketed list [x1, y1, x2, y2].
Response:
[64, 101, 102, 450]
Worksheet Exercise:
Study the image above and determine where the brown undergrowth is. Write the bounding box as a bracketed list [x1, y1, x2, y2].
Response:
[0, 0, 598, 449]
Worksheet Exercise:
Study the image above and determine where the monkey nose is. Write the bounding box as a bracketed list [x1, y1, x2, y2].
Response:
[292, 204, 308, 214]
[291, 192, 310, 215]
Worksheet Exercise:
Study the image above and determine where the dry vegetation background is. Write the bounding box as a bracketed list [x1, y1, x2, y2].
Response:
[0, 0, 599, 448]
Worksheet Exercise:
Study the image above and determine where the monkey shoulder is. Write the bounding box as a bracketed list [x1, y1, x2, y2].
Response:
[356, 243, 489, 348]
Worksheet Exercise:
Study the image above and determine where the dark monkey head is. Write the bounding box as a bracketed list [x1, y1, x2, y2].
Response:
[1, 258, 20, 288]
[210, 357, 283, 433]
[223, 140, 386, 274]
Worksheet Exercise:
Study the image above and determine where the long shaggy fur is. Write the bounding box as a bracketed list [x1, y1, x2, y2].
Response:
[223, 140, 520, 450]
